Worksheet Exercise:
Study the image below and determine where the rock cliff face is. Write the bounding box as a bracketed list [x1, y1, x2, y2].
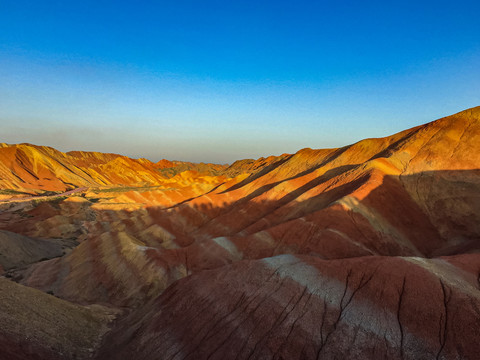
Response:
[0, 106, 479, 359]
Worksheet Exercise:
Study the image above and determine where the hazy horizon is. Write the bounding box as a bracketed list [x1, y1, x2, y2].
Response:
[1, 1, 479, 163]
[1, 104, 478, 165]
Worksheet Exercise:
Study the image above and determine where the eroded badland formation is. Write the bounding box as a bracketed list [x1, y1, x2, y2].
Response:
[0, 107, 479, 359]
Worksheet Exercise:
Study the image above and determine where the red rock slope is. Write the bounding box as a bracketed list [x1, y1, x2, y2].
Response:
[98, 254, 480, 360]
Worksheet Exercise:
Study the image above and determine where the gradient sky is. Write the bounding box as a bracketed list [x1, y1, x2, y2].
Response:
[1, 1, 479, 163]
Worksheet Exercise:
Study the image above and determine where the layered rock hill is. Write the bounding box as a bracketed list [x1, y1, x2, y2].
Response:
[0, 143, 228, 194]
[0, 106, 479, 359]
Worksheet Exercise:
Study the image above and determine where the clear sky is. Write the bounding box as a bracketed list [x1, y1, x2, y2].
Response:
[1, 1, 479, 163]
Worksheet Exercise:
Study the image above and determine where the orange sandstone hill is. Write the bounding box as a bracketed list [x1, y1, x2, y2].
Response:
[0, 143, 230, 194]
[0, 106, 479, 359]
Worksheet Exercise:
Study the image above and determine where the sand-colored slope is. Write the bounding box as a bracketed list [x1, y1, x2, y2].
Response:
[0, 278, 116, 360]
[0, 144, 229, 193]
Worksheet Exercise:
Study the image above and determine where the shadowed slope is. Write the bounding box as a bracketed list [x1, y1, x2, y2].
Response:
[0, 278, 117, 360]
[98, 254, 480, 360]
[5, 108, 480, 308]
[0, 230, 73, 272]
[15, 169, 479, 309]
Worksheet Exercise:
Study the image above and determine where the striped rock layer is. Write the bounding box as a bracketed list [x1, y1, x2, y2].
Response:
[0, 106, 479, 359]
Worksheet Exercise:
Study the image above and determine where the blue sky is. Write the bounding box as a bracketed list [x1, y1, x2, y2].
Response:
[1, 1, 479, 163]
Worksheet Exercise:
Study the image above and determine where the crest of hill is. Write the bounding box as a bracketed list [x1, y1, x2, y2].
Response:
[0, 144, 166, 192]
[0, 144, 229, 193]
[0, 106, 478, 193]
